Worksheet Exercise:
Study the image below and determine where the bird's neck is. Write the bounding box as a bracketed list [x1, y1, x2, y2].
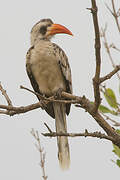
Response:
[30, 31, 53, 46]
[31, 37, 50, 46]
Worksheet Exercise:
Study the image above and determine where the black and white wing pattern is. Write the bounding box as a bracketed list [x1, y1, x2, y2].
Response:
[52, 43, 73, 115]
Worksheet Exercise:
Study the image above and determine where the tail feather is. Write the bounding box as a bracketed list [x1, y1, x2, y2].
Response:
[53, 102, 70, 170]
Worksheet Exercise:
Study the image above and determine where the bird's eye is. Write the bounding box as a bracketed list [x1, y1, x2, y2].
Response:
[47, 24, 51, 27]
[39, 26, 47, 35]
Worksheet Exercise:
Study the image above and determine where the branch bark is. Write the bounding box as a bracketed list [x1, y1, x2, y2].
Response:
[42, 130, 114, 142]
[0, 82, 13, 106]
[90, 0, 101, 112]
[100, 65, 120, 83]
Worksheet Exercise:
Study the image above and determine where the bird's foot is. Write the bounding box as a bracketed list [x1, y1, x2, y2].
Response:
[39, 99, 47, 110]
[54, 88, 63, 99]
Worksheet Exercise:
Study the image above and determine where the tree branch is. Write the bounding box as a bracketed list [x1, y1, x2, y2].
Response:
[101, 26, 120, 80]
[0, 102, 44, 116]
[101, 113, 120, 127]
[42, 130, 114, 142]
[60, 92, 120, 147]
[111, 0, 120, 34]
[105, 0, 120, 34]
[0, 82, 13, 106]
[31, 129, 47, 180]
[20, 85, 79, 104]
[100, 65, 120, 83]
[0, 84, 120, 146]
[109, 43, 120, 52]
[90, 0, 101, 112]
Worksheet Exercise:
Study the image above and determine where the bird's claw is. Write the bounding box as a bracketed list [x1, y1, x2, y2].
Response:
[40, 99, 47, 110]
[54, 88, 63, 99]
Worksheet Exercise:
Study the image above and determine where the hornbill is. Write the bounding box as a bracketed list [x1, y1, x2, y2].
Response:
[26, 19, 73, 170]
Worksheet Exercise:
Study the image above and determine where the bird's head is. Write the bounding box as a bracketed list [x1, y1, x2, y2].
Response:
[31, 18, 73, 45]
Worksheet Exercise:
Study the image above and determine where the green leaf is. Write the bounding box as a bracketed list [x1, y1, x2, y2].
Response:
[99, 105, 118, 115]
[116, 129, 120, 134]
[116, 159, 120, 167]
[110, 110, 119, 116]
[113, 144, 120, 158]
[99, 105, 112, 113]
[104, 88, 118, 109]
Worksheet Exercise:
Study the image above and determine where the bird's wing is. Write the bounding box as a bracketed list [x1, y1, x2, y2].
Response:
[26, 46, 55, 118]
[52, 43, 73, 115]
[26, 46, 41, 96]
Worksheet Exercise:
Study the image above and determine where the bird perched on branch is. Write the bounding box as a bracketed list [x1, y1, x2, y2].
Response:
[26, 18, 73, 170]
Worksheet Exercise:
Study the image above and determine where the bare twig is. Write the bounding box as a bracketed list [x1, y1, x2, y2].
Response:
[0, 101, 44, 116]
[105, 3, 114, 16]
[105, 1, 120, 33]
[42, 130, 114, 142]
[44, 123, 53, 133]
[0, 82, 14, 115]
[89, 0, 101, 112]
[0, 82, 13, 106]
[111, 0, 120, 33]
[20, 85, 45, 100]
[31, 129, 47, 180]
[101, 27, 120, 80]
[100, 65, 120, 83]
[109, 43, 120, 52]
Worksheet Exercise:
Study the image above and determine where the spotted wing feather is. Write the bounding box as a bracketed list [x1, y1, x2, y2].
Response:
[52, 43, 73, 115]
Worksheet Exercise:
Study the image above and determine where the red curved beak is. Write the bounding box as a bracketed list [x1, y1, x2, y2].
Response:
[47, 24, 73, 36]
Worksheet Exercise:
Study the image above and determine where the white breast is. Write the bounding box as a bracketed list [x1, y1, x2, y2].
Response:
[30, 41, 66, 96]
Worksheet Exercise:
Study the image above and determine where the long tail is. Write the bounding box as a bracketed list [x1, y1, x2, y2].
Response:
[53, 102, 70, 170]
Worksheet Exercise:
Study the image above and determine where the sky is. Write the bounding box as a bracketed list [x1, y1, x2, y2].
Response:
[0, 0, 120, 179]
